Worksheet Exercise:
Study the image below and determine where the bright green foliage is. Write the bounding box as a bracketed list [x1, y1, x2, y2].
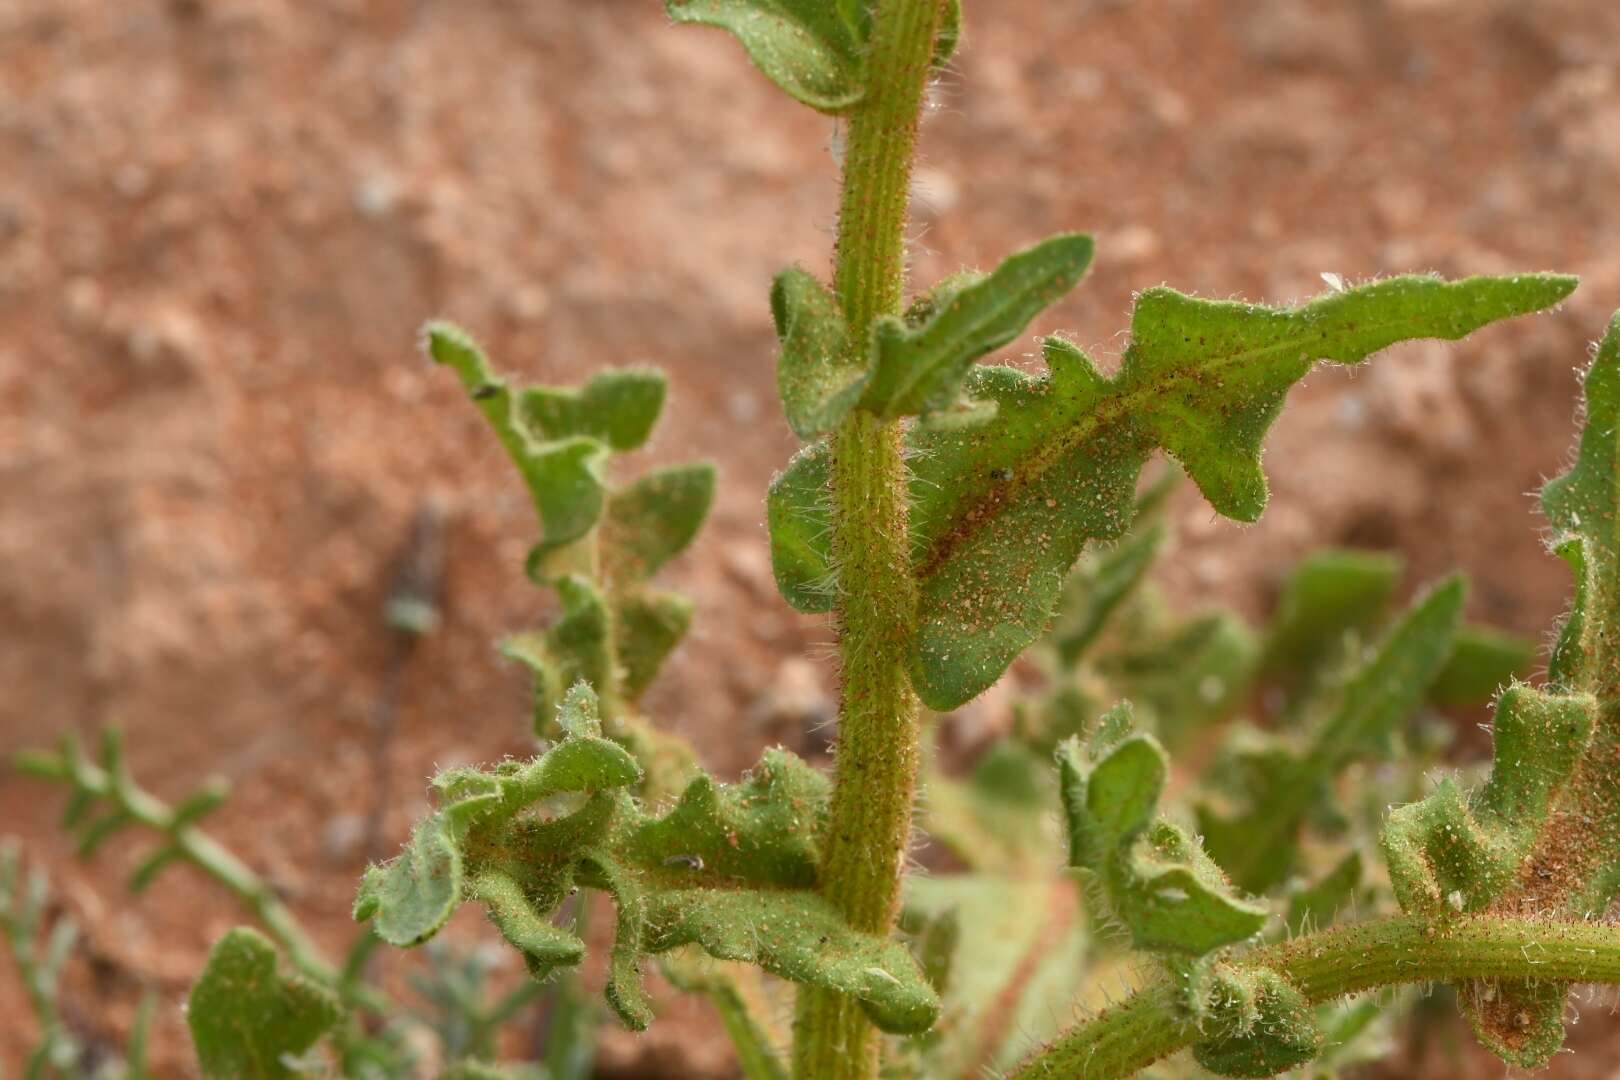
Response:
[601, 464, 716, 582]
[1059, 703, 1265, 957]
[356, 683, 939, 1036]
[1199, 577, 1465, 895]
[1379, 315, 1620, 1068]
[187, 928, 341, 1079]
[664, 0, 960, 113]
[769, 271, 1576, 710]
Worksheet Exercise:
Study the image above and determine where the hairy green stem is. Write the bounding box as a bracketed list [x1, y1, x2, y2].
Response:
[791, 2, 943, 1077]
[1009, 914, 1620, 1080]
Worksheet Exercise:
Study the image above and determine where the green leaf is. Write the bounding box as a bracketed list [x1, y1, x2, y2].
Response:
[425, 322, 608, 561]
[1259, 549, 1402, 688]
[666, 0, 960, 114]
[766, 439, 836, 614]
[859, 234, 1094, 420]
[665, 0, 868, 113]
[1128, 275, 1579, 519]
[769, 273, 1573, 710]
[187, 928, 341, 1080]
[1427, 625, 1534, 707]
[772, 268, 860, 439]
[1201, 576, 1465, 894]
[1373, 314, 1620, 1069]
[1058, 703, 1265, 957]
[1383, 685, 1591, 917]
[601, 463, 716, 583]
[616, 588, 695, 701]
[520, 367, 667, 452]
[356, 682, 938, 1036]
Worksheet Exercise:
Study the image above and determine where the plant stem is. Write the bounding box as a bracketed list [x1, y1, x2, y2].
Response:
[791, 2, 942, 1078]
[1008, 914, 1620, 1080]
[16, 744, 388, 1013]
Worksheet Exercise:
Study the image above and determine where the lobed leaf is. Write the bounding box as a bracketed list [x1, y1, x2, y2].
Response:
[1376, 314, 1620, 1067]
[1382, 685, 1591, 918]
[1058, 703, 1265, 958]
[859, 234, 1094, 420]
[356, 682, 938, 1036]
[770, 273, 1574, 709]
[426, 322, 609, 563]
[520, 368, 666, 452]
[187, 927, 341, 1080]
[601, 463, 717, 583]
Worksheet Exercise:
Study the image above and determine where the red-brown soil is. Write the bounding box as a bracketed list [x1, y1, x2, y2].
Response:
[4, 0, 1620, 1075]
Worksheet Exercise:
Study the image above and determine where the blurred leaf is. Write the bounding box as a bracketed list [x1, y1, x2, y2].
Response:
[188, 928, 341, 1080]
[601, 464, 716, 583]
[1260, 549, 1402, 690]
[1059, 703, 1265, 957]
[426, 323, 608, 562]
[521, 368, 666, 452]
[662, 952, 788, 1080]
[897, 875, 1086, 1077]
[1201, 577, 1465, 894]
[615, 589, 695, 701]
[1427, 625, 1534, 708]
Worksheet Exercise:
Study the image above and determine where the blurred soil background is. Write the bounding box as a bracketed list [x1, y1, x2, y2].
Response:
[3, 0, 1620, 1075]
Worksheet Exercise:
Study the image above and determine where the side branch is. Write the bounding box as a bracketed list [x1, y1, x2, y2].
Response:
[1009, 915, 1620, 1080]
